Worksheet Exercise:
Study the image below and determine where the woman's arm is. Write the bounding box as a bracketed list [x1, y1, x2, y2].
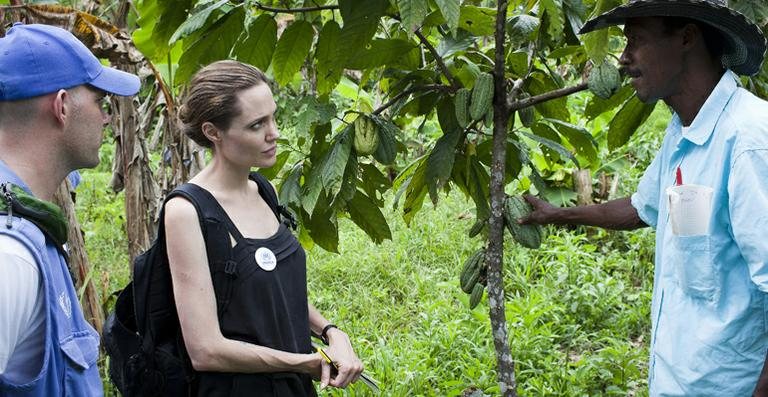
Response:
[164, 197, 323, 375]
[308, 304, 363, 388]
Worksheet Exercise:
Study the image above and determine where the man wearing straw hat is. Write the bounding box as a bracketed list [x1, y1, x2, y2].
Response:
[521, 0, 768, 395]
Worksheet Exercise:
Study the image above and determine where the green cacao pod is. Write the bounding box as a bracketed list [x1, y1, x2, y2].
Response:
[504, 195, 543, 249]
[353, 115, 379, 155]
[470, 72, 494, 121]
[469, 283, 484, 309]
[455, 88, 471, 128]
[460, 249, 485, 293]
[468, 217, 485, 238]
[588, 62, 621, 99]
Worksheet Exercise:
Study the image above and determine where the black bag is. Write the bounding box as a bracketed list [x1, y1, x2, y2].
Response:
[103, 173, 293, 397]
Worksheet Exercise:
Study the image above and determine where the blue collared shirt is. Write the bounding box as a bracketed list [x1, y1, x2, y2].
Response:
[632, 70, 768, 396]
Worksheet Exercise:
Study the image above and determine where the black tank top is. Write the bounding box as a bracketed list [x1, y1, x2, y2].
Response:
[186, 175, 317, 397]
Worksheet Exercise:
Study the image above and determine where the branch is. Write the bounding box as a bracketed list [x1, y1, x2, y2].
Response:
[414, 28, 460, 89]
[372, 84, 451, 115]
[251, 1, 338, 13]
[506, 82, 589, 112]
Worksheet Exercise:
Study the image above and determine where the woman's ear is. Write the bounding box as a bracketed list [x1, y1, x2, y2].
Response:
[201, 121, 222, 144]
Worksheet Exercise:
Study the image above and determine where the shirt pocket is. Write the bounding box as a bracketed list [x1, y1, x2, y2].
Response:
[672, 234, 720, 302]
[60, 330, 101, 395]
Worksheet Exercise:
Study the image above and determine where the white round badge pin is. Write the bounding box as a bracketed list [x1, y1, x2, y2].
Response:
[255, 247, 277, 271]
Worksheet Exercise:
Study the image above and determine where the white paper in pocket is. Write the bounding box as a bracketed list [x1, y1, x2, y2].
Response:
[666, 184, 714, 236]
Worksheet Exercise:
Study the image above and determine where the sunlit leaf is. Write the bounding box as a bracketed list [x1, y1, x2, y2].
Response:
[315, 20, 342, 95]
[272, 20, 314, 86]
[435, 0, 461, 34]
[169, 0, 228, 45]
[233, 14, 277, 72]
[398, 0, 429, 33]
[459, 6, 496, 36]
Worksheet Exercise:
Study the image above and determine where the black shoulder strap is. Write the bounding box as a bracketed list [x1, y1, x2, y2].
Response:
[249, 172, 296, 230]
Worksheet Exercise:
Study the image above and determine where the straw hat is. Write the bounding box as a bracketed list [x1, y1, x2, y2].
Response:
[579, 0, 767, 76]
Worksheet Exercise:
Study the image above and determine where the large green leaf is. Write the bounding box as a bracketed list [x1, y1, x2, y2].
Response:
[359, 163, 391, 205]
[426, 128, 461, 205]
[370, 114, 400, 165]
[398, 0, 429, 33]
[539, 0, 565, 42]
[546, 119, 598, 163]
[338, 0, 389, 68]
[257, 150, 290, 180]
[306, 204, 339, 252]
[523, 127, 580, 167]
[272, 20, 314, 86]
[348, 190, 392, 244]
[169, 0, 229, 45]
[175, 6, 245, 85]
[133, 0, 194, 60]
[582, 29, 609, 64]
[526, 72, 571, 121]
[233, 14, 278, 73]
[315, 20, 342, 95]
[320, 128, 353, 197]
[435, 0, 461, 34]
[279, 163, 303, 210]
[467, 157, 491, 220]
[459, 6, 496, 36]
[402, 158, 429, 225]
[608, 95, 657, 150]
[345, 39, 417, 70]
[507, 14, 540, 45]
[584, 84, 634, 120]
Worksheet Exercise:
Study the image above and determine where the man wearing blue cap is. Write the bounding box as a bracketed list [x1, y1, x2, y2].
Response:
[0, 23, 139, 396]
[520, 0, 768, 395]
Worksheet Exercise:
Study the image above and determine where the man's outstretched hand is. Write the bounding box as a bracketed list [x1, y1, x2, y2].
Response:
[518, 194, 561, 225]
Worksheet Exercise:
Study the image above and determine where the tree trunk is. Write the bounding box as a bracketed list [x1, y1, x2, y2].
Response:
[573, 169, 592, 206]
[487, 1, 516, 396]
[53, 178, 104, 335]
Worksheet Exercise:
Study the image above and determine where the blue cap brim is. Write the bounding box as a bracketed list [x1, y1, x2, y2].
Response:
[88, 65, 140, 96]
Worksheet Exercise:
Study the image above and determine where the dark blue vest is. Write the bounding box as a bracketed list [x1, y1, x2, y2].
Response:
[0, 162, 102, 396]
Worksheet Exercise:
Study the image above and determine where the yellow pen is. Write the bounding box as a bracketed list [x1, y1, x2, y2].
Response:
[314, 345, 380, 394]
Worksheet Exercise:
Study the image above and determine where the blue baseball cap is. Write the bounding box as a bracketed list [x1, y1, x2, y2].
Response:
[0, 23, 140, 100]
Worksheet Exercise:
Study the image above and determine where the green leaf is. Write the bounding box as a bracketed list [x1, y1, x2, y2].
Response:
[584, 84, 634, 121]
[607, 95, 657, 150]
[507, 14, 539, 44]
[359, 163, 391, 204]
[321, 128, 353, 197]
[525, 72, 570, 121]
[336, 151, 359, 205]
[370, 114, 400, 165]
[545, 119, 598, 163]
[169, 0, 229, 45]
[522, 127, 580, 167]
[435, 0, 461, 34]
[258, 150, 290, 180]
[306, 205, 339, 252]
[315, 20, 342, 95]
[233, 14, 278, 72]
[272, 20, 315, 86]
[348, 191, 392, 244]
[402, 158, 429, 225]
[279, 163, 303, 209]
[398, 0, 429, 33]
[467, 156, 491, 219]
[345, 39, 417, 70]
[134, 0, 194, 60]
[583, 29, 609, 64]
[338, 0, 389, 68]
[539, 0, 565, 42]
[426, 128, 461, 205]
[459, 6, 496, 36]
[175, 6, 245, 85]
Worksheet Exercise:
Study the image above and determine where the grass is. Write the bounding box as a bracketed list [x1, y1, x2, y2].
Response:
[76, 97, 671, 396]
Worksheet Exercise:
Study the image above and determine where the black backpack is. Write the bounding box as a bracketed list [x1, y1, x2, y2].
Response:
[103, 173, 294, 397]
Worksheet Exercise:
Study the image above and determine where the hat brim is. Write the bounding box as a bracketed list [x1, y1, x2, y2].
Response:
[88, 65, 140, 96]
[579, 0, 767, 76]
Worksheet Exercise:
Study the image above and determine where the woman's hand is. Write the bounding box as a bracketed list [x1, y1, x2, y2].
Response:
[323, 328, 363, 388]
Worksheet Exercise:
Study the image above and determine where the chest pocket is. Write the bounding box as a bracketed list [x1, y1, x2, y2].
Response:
[672, 234, 720, 302]
[60, 330, 101, 394]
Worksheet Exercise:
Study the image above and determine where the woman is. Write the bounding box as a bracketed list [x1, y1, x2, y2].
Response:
[165, 60, 363, 396]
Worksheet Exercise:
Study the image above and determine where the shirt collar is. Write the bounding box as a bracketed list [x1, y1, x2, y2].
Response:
[674, 69, 739, 146]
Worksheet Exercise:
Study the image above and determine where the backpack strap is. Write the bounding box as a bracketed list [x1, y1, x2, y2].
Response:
[249, 172, 296, 230]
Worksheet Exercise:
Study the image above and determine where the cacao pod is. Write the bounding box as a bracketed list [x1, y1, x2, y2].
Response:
[470, 72, 493, 121]
[455, 88, 471, 128]
[468, 217, 485, 238]
[353, 115, 379, 155]
[469, 283, 484, 309]
[504, 195, 543, 249]
[460, 249, 485, 293]
[588, 62, 621, 99]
